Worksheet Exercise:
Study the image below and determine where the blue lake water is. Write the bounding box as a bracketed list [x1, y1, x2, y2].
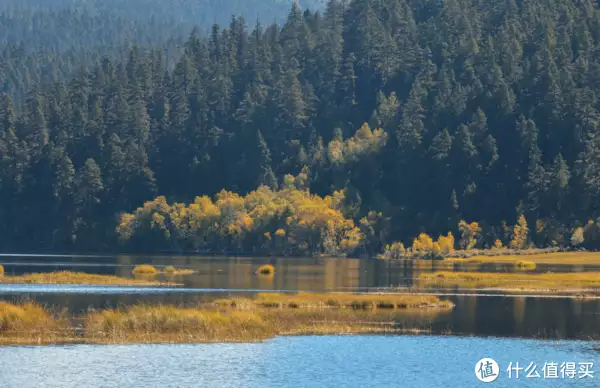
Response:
[0, 254, 599, 387]
[0, 335, 597, 388]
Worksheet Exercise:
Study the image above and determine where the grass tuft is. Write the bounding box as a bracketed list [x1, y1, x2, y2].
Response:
[0, 264, 3, 277]
[514, 260, 537, 271]
[132, 265, 159, 276]
[0, 302, 71, 344]
[256, 264, 275, 276]
[162, 266, 195, 276]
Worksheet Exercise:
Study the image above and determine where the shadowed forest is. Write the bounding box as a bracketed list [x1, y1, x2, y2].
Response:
[2, 0, 600, 255]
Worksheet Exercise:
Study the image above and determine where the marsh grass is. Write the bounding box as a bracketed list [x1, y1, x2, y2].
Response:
[448, 251, 600, 265]
[252, 292, 453, 310]
[0, 271, 170, 286]
[0, 292, 453, 345]
[448, 247, 560, 258]
[0, 302, 73, 345]
[256, 264, 275, 276]
[162, 266, 195, 276]
[132, 265, 159, 276]
[262, 309, 438, 337]
[85, 297, 449, 344]
[420, 271, 600, 293]
[85, 305, 273, 343]
[514, 260, 537, 271]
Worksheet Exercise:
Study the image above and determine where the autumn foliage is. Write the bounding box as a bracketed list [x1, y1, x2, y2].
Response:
[458, 221, 481, 250]
[411, 232, 455, 259]
[117, 186, 362, 256]
[382, 242, 406, 259]
[327, 123, 387, 165]
[510, 215, 529, 249]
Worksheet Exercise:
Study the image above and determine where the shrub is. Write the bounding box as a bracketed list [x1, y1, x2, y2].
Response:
[514, 261, 536, 271]
[458, 220, 481, 249]
[437, 232, 455, 255]
[132, 265, 158, 276]
[0, 265, 4, 277]
[382, 242, 406, 259]
[411, 233, 448, 260]
[509, 215, 529, 249]
[412, 233, 434, 258]
[256, 264, 275, 276]
[571, 227, 585, 246]
[163, 265, 176, 274]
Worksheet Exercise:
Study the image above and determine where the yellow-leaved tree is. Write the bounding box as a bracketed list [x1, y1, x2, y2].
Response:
[458, 220, 481, 250]
[327, 123, 387, 165]
[437, 232, 455, 255]
[116, 186, 362, 256]
[382, 242, 406, 259]
[509, 215, 529, 249]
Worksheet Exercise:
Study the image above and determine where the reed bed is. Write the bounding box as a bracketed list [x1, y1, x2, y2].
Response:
[0, 302, 73, 345]
[0, 271, 171, 286]
[251, 292, 453, 310]
[0, 292, 453, 345]
[163, 266, 195, 276]
[86, 305, 273, 343]
[448, 251, 600, 265]
[419, 271, 600, 292]
[447, 247, 560, 259]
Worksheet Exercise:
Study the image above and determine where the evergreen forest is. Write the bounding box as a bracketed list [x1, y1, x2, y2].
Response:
[2, 0, 600, 255]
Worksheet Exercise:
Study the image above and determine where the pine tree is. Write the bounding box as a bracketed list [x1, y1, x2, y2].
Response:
[256, 130, 278, 189]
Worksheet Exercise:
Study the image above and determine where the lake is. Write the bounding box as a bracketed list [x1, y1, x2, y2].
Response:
[2, 253, 600, 292]
[1, 254, 599, 339]
[0, 335, 597, 388]
[0, 254, 598, 387]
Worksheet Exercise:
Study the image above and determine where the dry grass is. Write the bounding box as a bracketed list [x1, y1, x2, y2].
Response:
[251, 292, 453, 310]
[162, 266, 195, 276]
[449, 251, 600, 265]
[261, 309, 438, 337]
[0, 264, 4, 277]
[85, 295, 451, 344]
[514, 260, 537, 271]
[256, 264, 275, 276]
[0, 271, 169, 286]
[85, 305, 273, 343]
[0, 292, 453, 345]
[0, 302, 73, 345]
[419, 271, 600, 293]
[448, 247, 560, 258]
[132, 265, 159, 276]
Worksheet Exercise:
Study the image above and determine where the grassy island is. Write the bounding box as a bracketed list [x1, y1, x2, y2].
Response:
[419, 271, 600, 294]
[0, 293, 453, 345]
[0, 271, 174, 286]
